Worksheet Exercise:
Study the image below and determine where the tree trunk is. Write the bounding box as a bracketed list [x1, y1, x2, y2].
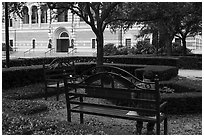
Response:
[5, 2, 10, 68]
[96, 32, 104, 66]
[182, 37, 187, 56]
[165, 37, 173, 56]
[152, 29, 159, 55]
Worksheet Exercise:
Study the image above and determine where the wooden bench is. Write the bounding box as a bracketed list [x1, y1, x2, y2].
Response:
[43, 58, 76, 101]
[63, 65, 168, 135]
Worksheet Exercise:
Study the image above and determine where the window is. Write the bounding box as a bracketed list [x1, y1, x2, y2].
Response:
[32, 6, 38, 23]
[92, 39, 96, 49]
[9, 40, 13, 47]
[144, 38, 150, 44]
[41, 7, 47, 23]
[32, 39, 35, 48]
[22, 6, 29, 24]
[9, 18, 13, 27]
[186, 37, 195, 41]
[125, 39, 131, 48]
[175, 38, 181, 45]
[60, 32, 69, 38]
[57, 9, 68, 22]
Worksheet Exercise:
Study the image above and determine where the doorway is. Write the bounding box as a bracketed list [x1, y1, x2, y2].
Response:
[57, 39, 69, 52]
[56, 32, 70, 52]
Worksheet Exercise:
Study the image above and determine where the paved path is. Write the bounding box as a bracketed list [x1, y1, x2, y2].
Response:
[178, 69, 202, 80]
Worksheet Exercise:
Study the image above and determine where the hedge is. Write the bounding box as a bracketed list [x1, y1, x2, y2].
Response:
[2, 56, 179, 68]
[161, 92, 202, 114]
[2, 65, 44, 89]
[104, 55, 179, 67]
[2, 63, 96, 89]
[2, 55, 202, 70]
[2, 62, 178, 89]
[178, 56, 202, 70]
[134, 65, 178, 81]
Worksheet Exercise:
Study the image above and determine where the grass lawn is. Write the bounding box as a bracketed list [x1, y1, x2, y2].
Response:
[2, 76, 202, 135]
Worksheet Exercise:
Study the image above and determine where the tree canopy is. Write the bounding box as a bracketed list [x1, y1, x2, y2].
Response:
[121, 2, 202, 55]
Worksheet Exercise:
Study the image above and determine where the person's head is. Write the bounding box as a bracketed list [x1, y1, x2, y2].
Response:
[143, 70, 154, 81]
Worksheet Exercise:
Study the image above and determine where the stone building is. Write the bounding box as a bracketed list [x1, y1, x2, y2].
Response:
[2, 2, 202, 57]
[2, 2, 146, 56]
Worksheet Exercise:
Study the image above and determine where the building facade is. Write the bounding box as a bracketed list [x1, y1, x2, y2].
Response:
[2, 2, 202, 56]
[2, 3, 145, 56]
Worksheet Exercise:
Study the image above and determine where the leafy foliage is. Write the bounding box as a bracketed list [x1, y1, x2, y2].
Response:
[103, 43, 118, 56]
[172, 43, 192, 56]
[134, 41, 156, 54]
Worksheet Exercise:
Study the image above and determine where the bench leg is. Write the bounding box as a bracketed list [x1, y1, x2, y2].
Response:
[164, 117, 168, 135]
[156, 122, 160, 135]
[44, 87, 48, 100]
[67, 111, 71, 122]
[65, 92, 71, 122]
[80, 113, 84, 124]
[79, 96, 84, 124]
[56, 83, 59, 101]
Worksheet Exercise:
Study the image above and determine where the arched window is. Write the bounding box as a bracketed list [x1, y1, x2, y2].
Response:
[57, 9, 68, 22]
[41, 6, 47, 23]
[22, 6, 29, 24]
[60, 32, 69, 38]
[31, 6, 38, 24]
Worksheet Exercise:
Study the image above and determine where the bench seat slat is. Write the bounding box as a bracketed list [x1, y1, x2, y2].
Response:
[70, 100, 157, 114]
[68, 92, 157, 103]
[71, 104, 166, 122]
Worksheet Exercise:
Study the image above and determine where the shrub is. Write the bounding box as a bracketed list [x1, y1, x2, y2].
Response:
[104, 56, 179, 67]
[2, 62, 178, 89]
[172, 42, 192, 56]
[2, 43, 13, 51]
[134, 41, 156, 54]
[162, 92, 202, 114]
[2, 65, 44, 89]
[2, 63, 96, 89]
[178, 56, 202, 70]
[103, 43, 118, 56]
[134, 65, 178, 81]
[115, 47, 129, 55]
[2, 56, 180, 68]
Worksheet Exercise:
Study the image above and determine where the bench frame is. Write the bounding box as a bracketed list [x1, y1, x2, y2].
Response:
[43, 58, 76, 101]
[63, 65, 168, 135]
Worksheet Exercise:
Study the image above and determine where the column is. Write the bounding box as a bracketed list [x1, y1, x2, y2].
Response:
[47, 9, 51, 24]
[38, 7, 41, 27]
[29, 11, 32, 27]
[19, 18, 23, 29]
[71, 13, 76, 47]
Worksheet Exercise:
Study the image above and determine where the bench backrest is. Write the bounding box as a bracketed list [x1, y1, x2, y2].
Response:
[65, 65, 161, 115]
[43, 58, 76, 81]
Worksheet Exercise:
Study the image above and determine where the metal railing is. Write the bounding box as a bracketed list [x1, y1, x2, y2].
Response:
[67, 48, 77, 56]
[24, 48, 34, 56]
[45, 48, 55, 57]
